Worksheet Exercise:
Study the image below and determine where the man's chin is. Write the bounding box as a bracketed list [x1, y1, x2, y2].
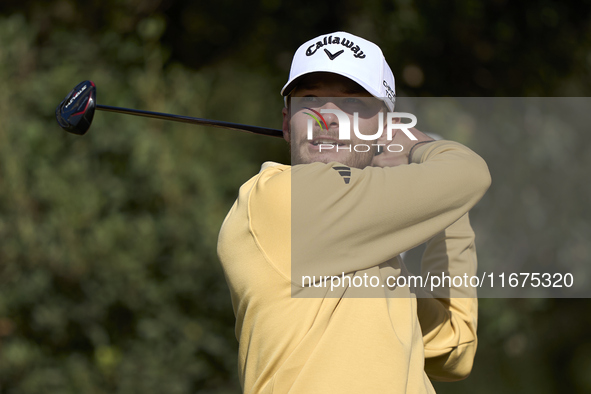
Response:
[293, 152, 342, 165]
[292, 150, 373, 169]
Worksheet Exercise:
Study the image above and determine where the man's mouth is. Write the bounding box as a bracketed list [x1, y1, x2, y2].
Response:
[310, 137, 346, 147]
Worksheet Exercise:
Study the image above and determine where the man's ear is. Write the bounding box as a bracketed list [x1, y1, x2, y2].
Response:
[282, 107, 291, 143]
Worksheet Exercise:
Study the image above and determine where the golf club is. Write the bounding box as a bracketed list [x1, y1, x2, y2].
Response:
[55, 80, 284, 138]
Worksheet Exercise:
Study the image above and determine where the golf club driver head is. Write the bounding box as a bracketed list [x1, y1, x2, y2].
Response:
[55, 80, 97, 135]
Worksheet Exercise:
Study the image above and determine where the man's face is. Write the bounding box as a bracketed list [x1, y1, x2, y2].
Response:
[282, 73, 387, 169]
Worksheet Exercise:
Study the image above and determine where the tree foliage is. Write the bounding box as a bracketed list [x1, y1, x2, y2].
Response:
[0, 1, 590, 393]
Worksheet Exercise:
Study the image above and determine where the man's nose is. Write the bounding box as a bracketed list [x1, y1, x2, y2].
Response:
[319, 100, 340, 127]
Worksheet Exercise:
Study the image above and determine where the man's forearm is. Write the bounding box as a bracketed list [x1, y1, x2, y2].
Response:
[418, 213, 479, 381]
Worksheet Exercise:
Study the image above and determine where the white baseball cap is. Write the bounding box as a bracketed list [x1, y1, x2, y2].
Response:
[281, 32, 396, 111]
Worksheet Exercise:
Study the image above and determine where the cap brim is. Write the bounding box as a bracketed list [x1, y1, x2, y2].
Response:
[281, 71, 393, 111]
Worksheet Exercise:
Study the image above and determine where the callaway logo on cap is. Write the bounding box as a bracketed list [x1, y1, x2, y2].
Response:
[281, 31, 396, 111]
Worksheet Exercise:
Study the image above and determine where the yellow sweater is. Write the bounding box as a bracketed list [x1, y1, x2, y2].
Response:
[217, 140, 491, 393]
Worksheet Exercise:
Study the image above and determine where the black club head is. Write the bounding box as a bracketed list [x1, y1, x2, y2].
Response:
[55, 80, 97, 135]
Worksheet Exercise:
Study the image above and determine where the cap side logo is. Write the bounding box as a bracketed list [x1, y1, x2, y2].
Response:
[324, 49, 344, 60]
[382, 80, 395, 106]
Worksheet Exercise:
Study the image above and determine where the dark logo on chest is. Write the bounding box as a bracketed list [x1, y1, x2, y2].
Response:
[332, 166, 352, 184]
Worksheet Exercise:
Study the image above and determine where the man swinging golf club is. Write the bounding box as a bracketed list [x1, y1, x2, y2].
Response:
[217, 31, 491, 394]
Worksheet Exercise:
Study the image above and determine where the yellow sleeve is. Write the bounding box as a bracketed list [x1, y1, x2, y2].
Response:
[417, 212, 479, 381]
[250, 140, 491, 282]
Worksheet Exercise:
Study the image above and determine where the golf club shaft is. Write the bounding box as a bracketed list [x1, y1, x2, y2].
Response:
[96, 105, 284, 138]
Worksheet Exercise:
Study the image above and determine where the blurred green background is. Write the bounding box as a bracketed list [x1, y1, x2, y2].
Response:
[1, 0, 590, 393]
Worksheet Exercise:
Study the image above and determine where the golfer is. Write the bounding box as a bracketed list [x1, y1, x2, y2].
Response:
[218, 31, 491, 393]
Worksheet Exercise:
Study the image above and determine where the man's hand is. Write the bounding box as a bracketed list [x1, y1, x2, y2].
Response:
[371, 127, 434, 167]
